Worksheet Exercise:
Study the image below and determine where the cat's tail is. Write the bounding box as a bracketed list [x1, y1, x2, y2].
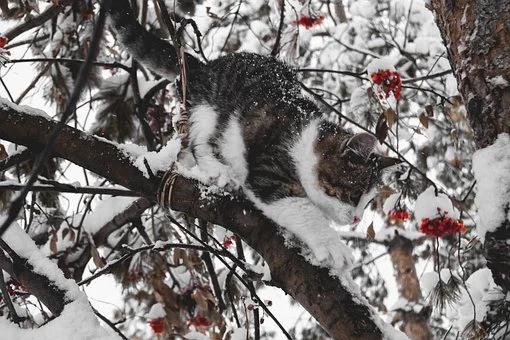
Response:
[107, 0, 203, 80]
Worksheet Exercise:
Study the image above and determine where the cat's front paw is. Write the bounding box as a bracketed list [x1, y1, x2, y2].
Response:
[215, 171, 240, 190]
[204, 164, 240, 191]
[310, 238, 353, 269]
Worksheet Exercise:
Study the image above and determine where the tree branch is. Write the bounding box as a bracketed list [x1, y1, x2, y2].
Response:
[0, 102, 392, 339]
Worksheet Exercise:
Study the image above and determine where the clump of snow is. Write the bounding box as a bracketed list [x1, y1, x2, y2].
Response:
[80, 196, 139, 235]
[230, 327, 248, 340]
[245, 261, 272, 282]
[1, 217, 81, 300]
[488, 75, 508, 87]
[414, 186, 459, 221]
[382, 193, 401, 215]
[421, 271, 439, 297]
[0, 299, 120, 340]
[350, 0, 376, 19]
[184, 331, 209, 340]
[447, 268, 505, 330]
[472, 133, 510, 241]
[0, 217, 119, 339]
[0, 97, 51, 118]
[439, 268, 451, 284]
[366, 57, 397, 75]
[119, 138, 182, 179]
[147, 303, 166, 320]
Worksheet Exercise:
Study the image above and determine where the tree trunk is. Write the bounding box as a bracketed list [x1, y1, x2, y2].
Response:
[388, 235, 432, 340]
[431, 0, 510, 291]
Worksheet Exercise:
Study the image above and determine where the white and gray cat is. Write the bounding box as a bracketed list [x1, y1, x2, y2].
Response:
[107, 1, 400, 269]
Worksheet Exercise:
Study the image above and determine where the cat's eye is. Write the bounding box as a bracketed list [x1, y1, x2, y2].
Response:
[349, 191, 363, 205]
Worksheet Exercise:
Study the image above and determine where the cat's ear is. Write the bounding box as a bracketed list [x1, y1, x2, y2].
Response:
[345, 133, 377, 158]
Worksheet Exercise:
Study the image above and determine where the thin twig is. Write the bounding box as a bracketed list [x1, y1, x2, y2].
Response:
[0, 77, 14, 102]
[0, 182, 142, 197]
[402, 70, 452, 84]
[15, 63, 51, 104]
[271, 0, 285, 56]
[78, 242, 213, 286]
[199, 219, 227, 311]
[8, 58, 131, 73]
[297, 67, 368, 81]
[92, 307, 129, 340]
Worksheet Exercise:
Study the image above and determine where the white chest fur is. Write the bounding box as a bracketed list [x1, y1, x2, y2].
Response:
[291, 119, 355, 225]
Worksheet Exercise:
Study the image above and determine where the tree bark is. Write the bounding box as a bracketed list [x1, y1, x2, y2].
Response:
[0, 103, 391, 339]
[431, 0, 510, 291]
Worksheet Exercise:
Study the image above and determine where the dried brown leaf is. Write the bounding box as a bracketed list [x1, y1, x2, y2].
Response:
[192, 290, 209, 312]
[425, 104, 434, 117]
[173, 248, 186, 265]
[49, 231, 58, 254]
[366, 223, 375, 241]
[375, 113, 388, 144]
[419, 113, 429, 129]
[0, 143, 7, 161]
[91, 246, 106, 268]
[384, 108, 397, 128]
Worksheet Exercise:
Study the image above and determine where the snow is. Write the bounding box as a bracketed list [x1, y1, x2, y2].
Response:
[350, 1, 376, 19]
[147, 303, 166, 319]
[0, 217, 120, 339]
[472, 133, 510, 241]
[0, 299, 120, 340]
[366, 57, 397, 75]
[118, 138, 181, 178]
[382, 193, 401, 215]
[184, 331, 209, 340]
[420, 271, 439, 298]
[230, 327, 248, 340]
[414, 186, 459, 221]
[448, 268, 505, 330]
[0, 97, 51, 118]
[80, 196, 139, 235]
[1, 217, 81, 300]
[488, 75, 508, 87]
[244, 261, 272, 281]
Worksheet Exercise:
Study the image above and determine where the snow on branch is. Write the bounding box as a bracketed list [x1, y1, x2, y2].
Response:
[0, 101, 407, 339]
[0, 218, 120, 339]
[472, 133, 510, 241]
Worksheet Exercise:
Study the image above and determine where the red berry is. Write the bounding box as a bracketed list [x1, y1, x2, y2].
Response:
[0, 36, 8, 48]
[149, 317, 165, 334]
[292, 15, 325, 29]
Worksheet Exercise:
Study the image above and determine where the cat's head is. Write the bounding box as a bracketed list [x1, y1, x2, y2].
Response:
[315, 132, 401, 222]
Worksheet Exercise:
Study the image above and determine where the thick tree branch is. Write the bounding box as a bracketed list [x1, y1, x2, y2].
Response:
[0, 101, 391, 339]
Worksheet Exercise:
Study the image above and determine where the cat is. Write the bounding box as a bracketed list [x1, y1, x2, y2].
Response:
[107, 1, 400, 269]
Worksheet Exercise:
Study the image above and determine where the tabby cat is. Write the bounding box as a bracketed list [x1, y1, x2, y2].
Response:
[107, 1, 400, 269]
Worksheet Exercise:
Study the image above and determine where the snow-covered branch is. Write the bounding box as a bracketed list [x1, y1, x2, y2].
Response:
[0, 100, 402, 339]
